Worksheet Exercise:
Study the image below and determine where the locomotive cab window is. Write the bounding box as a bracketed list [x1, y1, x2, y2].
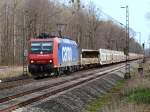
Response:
[31, 41, 53, 53]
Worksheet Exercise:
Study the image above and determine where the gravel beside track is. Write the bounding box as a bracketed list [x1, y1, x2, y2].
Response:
[21, 69, 126, 112]
[0, 64, 125, 112]
[0, 60, 140, 112]
[0, 77, 32, 90]
[0, 63, 124, 97]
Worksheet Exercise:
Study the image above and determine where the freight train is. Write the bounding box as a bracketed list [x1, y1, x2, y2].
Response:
[28, 33, 143, 78]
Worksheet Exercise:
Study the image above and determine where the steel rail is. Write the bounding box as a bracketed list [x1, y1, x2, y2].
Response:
[0, 65, 124, 112]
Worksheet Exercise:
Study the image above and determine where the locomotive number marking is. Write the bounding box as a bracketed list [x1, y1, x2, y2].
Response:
[62, 47, 72, 62]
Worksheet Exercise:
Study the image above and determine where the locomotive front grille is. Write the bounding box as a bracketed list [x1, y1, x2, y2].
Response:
[28, 64, 53, 73]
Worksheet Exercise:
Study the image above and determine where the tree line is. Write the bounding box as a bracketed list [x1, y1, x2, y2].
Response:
[0, 0, 142, 65]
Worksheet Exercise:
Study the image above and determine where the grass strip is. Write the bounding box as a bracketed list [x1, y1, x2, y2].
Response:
[127, 88, 150, 104]
[85, 80, 125, 112]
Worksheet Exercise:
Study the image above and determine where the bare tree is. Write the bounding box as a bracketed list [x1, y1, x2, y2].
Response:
[0, 0, 142, 65]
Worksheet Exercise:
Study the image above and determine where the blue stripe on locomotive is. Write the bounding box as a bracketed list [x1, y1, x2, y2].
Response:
[58, 38, 79, 67]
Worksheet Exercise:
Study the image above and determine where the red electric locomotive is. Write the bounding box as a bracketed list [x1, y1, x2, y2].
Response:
[28, 33, 79, 78]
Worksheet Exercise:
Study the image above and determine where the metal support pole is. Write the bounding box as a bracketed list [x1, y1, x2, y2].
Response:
[121, 5, 130, 79]
[126, 5, 131, 79]
[22, 10, 28, 75]
[23, 11, 25, 75]
[57, 23, 66, 38]
[77, 0, 80, 11]
[139, 32, 141, 46]
[149, 37, 150, 56]
[77, 0, 80, 44]
[142, 43, 145, 63]
[149, 42, 150, 57]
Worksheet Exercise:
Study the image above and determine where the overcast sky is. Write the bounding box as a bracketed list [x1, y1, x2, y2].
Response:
[89, 0, 150, 48]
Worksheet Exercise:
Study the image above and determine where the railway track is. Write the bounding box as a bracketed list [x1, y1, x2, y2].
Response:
[0, 65, 125, 112]
[0, 67, 101, 91]
[0, 62, 125, 91]
[0, 59, 138, 92]
[0, 78, 33, 91]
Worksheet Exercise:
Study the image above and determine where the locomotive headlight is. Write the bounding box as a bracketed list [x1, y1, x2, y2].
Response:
[49, 60, 52, 63]
[31, 60, 34, 63]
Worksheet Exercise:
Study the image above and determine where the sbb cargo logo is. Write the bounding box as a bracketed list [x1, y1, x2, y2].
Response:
[62, 47, 72, 62]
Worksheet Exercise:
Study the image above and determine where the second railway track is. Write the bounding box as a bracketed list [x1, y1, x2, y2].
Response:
[0, 62, 125, 91]
[0, 65, 125, 112]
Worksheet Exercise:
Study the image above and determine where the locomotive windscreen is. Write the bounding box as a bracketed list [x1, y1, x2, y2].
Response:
[31, 41, 53, 54]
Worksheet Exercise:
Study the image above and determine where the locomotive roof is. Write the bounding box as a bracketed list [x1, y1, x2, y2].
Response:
[30, 38, 54, 42]
[30, 37, 78, 46]
[59, 38, 77, 46]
